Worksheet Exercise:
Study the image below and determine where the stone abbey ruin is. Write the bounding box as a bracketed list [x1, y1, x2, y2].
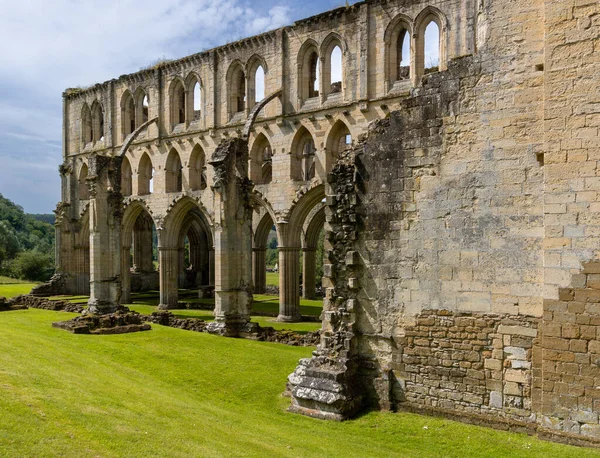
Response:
[52, 0, 600, 444]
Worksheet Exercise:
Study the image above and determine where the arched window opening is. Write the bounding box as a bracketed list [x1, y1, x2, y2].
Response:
[250, 134, 273, 184]
[91, 102, 104, 143]
[81, 104, 92, 145]
[193, 82, 201, 121]
[330, 46, 343, 94]
[138, 154, 153, 196]
[189, 145, 206, 191]
[261, 145, 273, 184]
[309, 52, 320, 98]
[121, 157, 132, 197]
[255, 66, 265, 103]
[291, 127, 315, 181]
[122, 93, 135, 139]
[228, 63, 247, 117]
[149, 168, 155, 194]
[326, 121, 351, 172]
[424, 21, 440, 74]
[302, 138, 316, 181]
[78, 164, 89, 200]
[171, 81, 186, 127]
[237, 71, 246, 113]
[142, 94, 149, 124]
[397, 29, 411, 80]
[166, 149, 183, 193]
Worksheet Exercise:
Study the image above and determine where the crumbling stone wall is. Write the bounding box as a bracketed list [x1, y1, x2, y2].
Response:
[538, 263, 600, 438]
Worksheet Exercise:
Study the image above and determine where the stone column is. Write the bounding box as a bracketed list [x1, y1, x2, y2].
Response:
[178, 248, 186, 288]
[209, 248, 215, 286]
[207, 138, 254, 336]
[87, 154, 123, 314]
[278, 247, 301, 322]
[253, 248, 267, 294]
[121, 246, 132, 304]
[158, 246, 179, 310]
[302, 247, 317, 300]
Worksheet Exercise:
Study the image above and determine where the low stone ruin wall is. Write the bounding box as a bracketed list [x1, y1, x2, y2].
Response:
[396, 310, 538, 425]
[146, 312, 320, 347]
[6, 294, 84, 313]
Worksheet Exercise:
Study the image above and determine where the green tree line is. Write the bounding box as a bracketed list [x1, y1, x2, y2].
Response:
[0, 194, 55, 282]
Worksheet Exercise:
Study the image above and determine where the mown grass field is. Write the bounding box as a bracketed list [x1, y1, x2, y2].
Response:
[1, 305, 599, 458]
[0, 276, 37, 297]
[2, 283, 600, 457]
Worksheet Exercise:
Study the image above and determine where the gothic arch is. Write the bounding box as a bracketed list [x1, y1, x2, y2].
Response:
[137, 152, 154, 196]
[165, 148, 184, 193]
[384, 14, 414, 90]
[226, 60, 247, 117]
[281, 183, 325, 247]
[162, 196, 214, 248]
[249, 132, 273, 184]
[290, 126, 317, 181]
[324, 119, 352, 173]
[81, 103, 92, 145]
[297, 39, 320, 103]
[134, 87, 150, 126]
[90, 100, 104, 142]
[247, 54, 268, 110]
[121, 90, 136, 139]
[414, 6, 448, 77]
[185, 72, 203, 123]
[189, 144, 206, 191]
[169, 77, 186, 128]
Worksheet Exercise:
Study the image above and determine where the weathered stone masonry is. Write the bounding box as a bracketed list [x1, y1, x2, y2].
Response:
[54, 0, 600, 444]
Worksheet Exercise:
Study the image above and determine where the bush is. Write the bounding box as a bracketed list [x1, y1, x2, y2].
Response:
[6, 250, 54, 282]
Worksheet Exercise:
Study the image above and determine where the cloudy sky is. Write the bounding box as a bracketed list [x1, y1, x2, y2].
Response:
[0, 0, 438, 214]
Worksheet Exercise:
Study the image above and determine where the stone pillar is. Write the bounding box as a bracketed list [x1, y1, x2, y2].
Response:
[178, 248, 186, 288]
[302, 247, 317, 300]
[207, 138, 255, 336]
[158, 246, 179, 309]
[253, 248, 267, 294]
[209, 248, 215, 286]
[278, 247, 301, 322]
[87, 154, 123, 314]
[121, 246, 132, 304]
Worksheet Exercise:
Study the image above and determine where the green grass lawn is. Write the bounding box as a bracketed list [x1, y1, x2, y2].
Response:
[266, 271, 279, 286]
[0, 309, 597, 458]
[0, 281, 37, 298]
[0, 276, 31, 284]
[253, 294, 322, 317]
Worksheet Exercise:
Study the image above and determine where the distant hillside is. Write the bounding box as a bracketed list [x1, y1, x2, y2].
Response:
[30, 214, 56, 225]
[0, 194, 55, 281]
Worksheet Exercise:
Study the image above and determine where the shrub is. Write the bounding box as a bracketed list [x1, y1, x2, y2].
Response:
[8, 250, 54, 282]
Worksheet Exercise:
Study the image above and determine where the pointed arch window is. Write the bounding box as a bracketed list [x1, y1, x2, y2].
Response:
[166, 149, 183, 193]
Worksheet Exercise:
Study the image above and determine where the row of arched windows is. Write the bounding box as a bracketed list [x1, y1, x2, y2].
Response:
[80, 10, 445, 146]
[77, 119, 352, 202]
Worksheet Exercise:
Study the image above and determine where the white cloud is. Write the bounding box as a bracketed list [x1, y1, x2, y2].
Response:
[0, 0, 292, 212]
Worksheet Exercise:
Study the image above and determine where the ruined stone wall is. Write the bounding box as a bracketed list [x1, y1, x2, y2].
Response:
[538, 263, 600, 438]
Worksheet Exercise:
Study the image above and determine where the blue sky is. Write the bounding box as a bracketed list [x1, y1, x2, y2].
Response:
[0, 0, 438, 214]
